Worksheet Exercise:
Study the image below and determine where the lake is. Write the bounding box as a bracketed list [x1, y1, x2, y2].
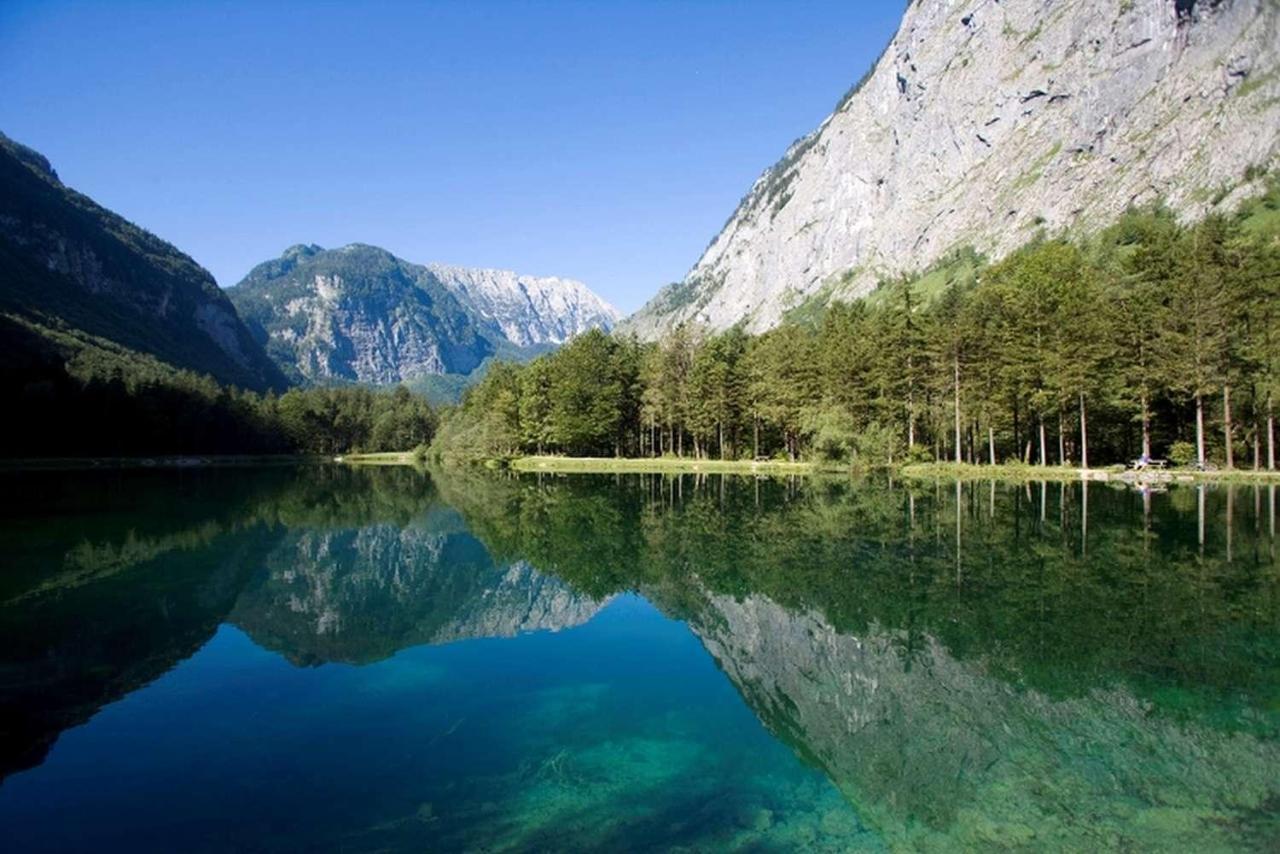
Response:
[0, 465, 1277, 851]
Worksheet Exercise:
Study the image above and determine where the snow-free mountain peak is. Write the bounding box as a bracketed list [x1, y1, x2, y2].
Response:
[228, 244, 618, 385]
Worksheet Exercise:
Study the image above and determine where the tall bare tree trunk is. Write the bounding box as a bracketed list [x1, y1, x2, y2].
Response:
[718, 421, 725, 461]
[1269, 395, 1276, 471]
[1140, 391, 1151, 459]
[1058, 411, 1066, 466]
[1223, 385, 1234, 470]
[907, 357, 916, 450]
[1195, 392, 1206, 468]
[988, 427, 996, 466]
[1038, 419, 1048, 467]
[1079, 393, 1089, 470]
[953, 355, 962, 465]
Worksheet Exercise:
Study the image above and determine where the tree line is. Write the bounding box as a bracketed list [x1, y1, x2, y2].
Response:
[434, 199, 1280, 470]
[1, 318, 438, 457]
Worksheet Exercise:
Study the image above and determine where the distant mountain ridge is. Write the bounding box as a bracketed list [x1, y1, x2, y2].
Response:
[229, 244, 618, 386]
[0, 132, 285, 391]
[427, 263, 620, 348]
[626, 0, 1280, 336]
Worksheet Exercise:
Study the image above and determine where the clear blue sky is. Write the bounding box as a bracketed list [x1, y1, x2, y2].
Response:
[0, 1, 903, 313]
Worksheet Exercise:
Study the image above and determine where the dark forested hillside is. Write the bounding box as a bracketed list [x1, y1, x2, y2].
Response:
[0, 132, 285, 392]
[0, 133, 446, 458]
[0, 315, 438, 458]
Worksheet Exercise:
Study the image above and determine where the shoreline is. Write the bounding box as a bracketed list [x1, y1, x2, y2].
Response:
[0, 454, 327, 472]
[898, 462, 1280, 484]
[6, 452, 1277, 484]
[469, 455, 1280, 483]
[508, 455, 816, 474]
[337, 452, 422, 466]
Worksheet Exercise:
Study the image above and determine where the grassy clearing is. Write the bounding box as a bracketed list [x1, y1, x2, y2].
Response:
[901, 463, 1099, 482]
[900, 462, 1280, 484]
[509, 456, 817, 475]
[341, 453, 1280, 484]
[338, 451, 420, 466]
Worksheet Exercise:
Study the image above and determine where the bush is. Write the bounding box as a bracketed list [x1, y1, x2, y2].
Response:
[906, 444, 933, 464]
[810, 407, 856, 464]
[1168, 441, 1196, 467]
[852, 421, 902, 468]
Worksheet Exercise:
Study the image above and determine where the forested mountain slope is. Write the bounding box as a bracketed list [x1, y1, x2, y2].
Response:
[627, 0, 1280, 336]
[0, 133, 285, 391]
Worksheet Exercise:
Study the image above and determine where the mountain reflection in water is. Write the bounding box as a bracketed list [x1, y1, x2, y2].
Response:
[0, 466, 1276, 851]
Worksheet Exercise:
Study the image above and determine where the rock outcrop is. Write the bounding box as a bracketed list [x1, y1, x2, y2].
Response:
[627, 0, 1280, 336]
[229, 244, 492, 384]
[428, 264, 620, 348]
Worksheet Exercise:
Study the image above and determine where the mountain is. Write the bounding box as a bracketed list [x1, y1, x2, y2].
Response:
[626, 0, 1280, 336]
[427, 264, 621, 348]
[0, 133, 285, 391]
[227, 243, 494, 384]
[228, 244, 619, 386]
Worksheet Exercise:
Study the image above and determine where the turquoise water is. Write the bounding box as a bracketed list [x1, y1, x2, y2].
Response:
[0, 466, 1277, 851]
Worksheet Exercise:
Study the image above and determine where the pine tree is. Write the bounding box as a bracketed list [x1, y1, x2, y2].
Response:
[1158, 217, 1234, 468]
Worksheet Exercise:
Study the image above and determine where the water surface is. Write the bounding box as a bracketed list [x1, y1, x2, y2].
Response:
[0, 467, 1277, 851]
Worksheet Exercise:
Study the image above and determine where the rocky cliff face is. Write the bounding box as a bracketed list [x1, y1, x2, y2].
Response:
[627, 0, 1280, 336]
[0, 133, 285, 390]
[228, 244, 493, 384]
[428, 264, 620, 348]
[684, 590, 1280, 851]
[228, 245, 617, 385]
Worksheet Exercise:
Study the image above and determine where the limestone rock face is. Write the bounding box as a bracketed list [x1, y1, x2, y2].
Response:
[228, 244, 495, 384]
[626, 0, 1280, 336]
[428, 264, 620, 348]
[229, 244, 618, 384]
